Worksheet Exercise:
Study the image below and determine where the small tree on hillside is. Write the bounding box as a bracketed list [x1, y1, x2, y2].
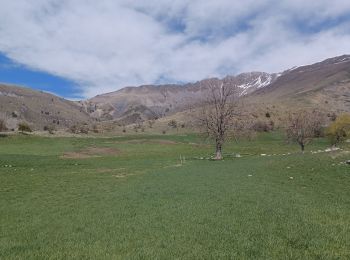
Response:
[148, 120, 155, 128]
[326, 114, 350, 146]
[18, 122, 32, 133]
[286, 110, 323, 152]
[168, 120, 178, 132]
[197, 80, 239, 160]
[0, 113, 7, 132]
[0, 119, 7, 132]
[168, 120, 177, 129]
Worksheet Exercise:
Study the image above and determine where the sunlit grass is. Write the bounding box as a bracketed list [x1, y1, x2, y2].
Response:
[0, 133, 349, 259]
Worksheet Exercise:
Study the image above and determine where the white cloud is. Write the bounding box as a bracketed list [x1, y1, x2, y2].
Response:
[0, 0, 350, 98]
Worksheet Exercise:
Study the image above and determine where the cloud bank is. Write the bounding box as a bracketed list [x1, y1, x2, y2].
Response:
[1, 0, 350, 97]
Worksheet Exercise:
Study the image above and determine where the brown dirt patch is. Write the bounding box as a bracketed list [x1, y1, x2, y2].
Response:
[151, 139, 178, 145]
[61, 147, 120, 159]
[116, 139, 178, 145]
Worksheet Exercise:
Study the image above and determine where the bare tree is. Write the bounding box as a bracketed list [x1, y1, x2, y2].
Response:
[197, 80, 239, 160]
[0, 113, 8, 132]
[286, 110, 323, 152]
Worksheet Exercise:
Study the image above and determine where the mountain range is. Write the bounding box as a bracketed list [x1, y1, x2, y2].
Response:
[0, 55, 349, 130]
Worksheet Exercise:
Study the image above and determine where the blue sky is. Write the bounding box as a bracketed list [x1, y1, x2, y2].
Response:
[0, 53, 82, 99]
[0, 1, 350, 99]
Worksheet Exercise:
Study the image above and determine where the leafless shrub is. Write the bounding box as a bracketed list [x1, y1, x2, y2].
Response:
[0, 113, 8, 132]
[69, 123, 89, 134]
[252, 120, 274, 132]
[167, 120, 177, 128]
[148, 120, 155, 128]
[18, 122, 32, 133]
[43, 125, 56, 134]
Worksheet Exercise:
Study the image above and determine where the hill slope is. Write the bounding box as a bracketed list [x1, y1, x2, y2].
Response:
[248, 55, 350, 113]
[0, 84, 92, 130]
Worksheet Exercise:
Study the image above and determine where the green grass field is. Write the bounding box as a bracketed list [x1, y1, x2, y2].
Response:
[0, 133, 349, 259]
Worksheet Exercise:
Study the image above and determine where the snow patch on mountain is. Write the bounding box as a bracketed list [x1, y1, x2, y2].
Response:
[237, 74, 276, 96]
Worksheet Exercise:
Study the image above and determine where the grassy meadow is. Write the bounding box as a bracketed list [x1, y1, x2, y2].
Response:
[0, 132, 349, 259]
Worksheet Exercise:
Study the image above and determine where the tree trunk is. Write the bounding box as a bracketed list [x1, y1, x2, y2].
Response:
[215, 142, 223, 160]
[301, 143, 305, 153]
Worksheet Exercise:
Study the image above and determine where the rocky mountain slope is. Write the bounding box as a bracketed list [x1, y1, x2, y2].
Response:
[82, 55, 350, 123]
[0, 55, 349, 130]
[80, 72, 278, 123]
[249, 55, 350, 113]
[0, 84, 92, 130]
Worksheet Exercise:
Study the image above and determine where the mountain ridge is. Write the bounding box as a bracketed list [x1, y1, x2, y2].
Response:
[0, 54, 349, 130]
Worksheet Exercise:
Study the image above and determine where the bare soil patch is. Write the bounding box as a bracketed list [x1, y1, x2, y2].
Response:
[117, 139, 178, 145]
[61, 147, 120, 159]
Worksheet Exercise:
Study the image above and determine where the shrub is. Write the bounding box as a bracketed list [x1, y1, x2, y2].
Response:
[79, 125, 89, 134]
[133, 122, 144, 132]
[148, 120, 155, 128]
[69, 124, 89, 134]
[92, 124, 99, 133]
[326, 114, 350, 146]
[43, 125, 55, 134]
[18, 122, 32, 133]
[0, 119, 7, 132]
[252, 120, 274, 132]
[168, 120, 177, 129]
[265, 112, 271, 118]
[11, 112, 18, 118]
[69, 125, 78, 134]
[327, 112, 337, 122]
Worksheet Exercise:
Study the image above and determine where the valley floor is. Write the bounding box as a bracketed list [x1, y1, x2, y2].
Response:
[0, 133, 349, 259]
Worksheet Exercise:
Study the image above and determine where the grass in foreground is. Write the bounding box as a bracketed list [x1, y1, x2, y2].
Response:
[0, 133, 349, 259]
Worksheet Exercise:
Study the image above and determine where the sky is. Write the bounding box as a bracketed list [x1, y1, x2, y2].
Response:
[0, 0, 350, 99]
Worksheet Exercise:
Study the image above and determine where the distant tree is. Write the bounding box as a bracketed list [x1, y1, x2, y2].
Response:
[43, 125, 55, 134]
[197, 80, 239, 160]
[148, 120, 155, 128]
[69, 124, 78, 134]
[92, 124, 99, 133]
[79, 124, 89, 134]
[133, 121, 144, 132]
[286, 110, 323, 152]
[329, 112, 337, 122]
[326, 114, 350, 146]
[0, 113, 7, 132]
[18, 122, 32, 133]
[168, 120, 178, 129]
[0, 119, 7, 132]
